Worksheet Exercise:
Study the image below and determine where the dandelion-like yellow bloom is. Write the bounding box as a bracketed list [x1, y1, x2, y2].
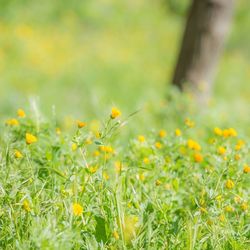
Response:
[214, 127, 222, 136]
[89, 166, 98, 174]
[77, 120, 86, 128]
[235, 140, 245, 151]
[71, 143, 77, 151]
[187, 139, 201, 151]
[103, 171, 109, 180]
[6, 118, 19, 126]
[138, 135, 145, 143]
[99, 145, 114, 153]
[110, 107, 121, 119]
[23, 199, 31, 212]
[143, 157, 150, 164]
[225, 205, 234, 213]
[115, 161, 122, 173]
[194, 153, 203, 163]
[17, 108, 26, 118]
[175, 129, 182, 137]
[155, 179, 162, 186]
[234, 154, 241, 161]
[155, 142, 162, 149]
[72, 203, 83, 216]
[243, 164, 250, 173]
[14, 150, 23, 159]
[56, 127, 61, 135]
[159, 129, 167, 138]
[93, 150, 100, 157]
[185, 118, 195, 128]
[26, 133, 37, 145]
[113, 230, 119, 240]
[217, 146, 226, 155]
[241, 202, 248, 211]
[225, 179, 234, 189]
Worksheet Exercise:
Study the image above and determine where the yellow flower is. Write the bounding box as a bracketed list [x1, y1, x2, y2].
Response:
[234, 196, 241, 204]
[72, 203, 83, 216]
[185, 118, 195, 128]
[224, 205, 234, 213]
[71, 143, 78, 151]
[216, 195, 223, 201]
[187, 139, 201, 151]
[175, 129, 182, 137]
[99, 145, 114, 153]
[93, 150, 100, 157]
[228, 128, 237, 137]
[110, 107, 121, 119]
[143, 157, 150, 164]
[138, 135, 145, 143]
[155, 142, 162, 149]
[56, 127, 61, 135]
[89, 166, 98, 174]
[113, 230, 119, 240]
[26, 133, 37, 145]
[243, 164, 250, 174]
[17, 108, 26, 118]
[77, 120, 86, 128]
[235, 140, 245, 151]
[103, 171, 109, 180]
[115, 161, 122, 173]
[225, 179, 234, 189]
[155, 179, 162, 186]
[138, 173, 145, 181]
[214, 127, 222, 136]
[217, 146, 226, 155]
[6, 118, 19, 126]
[241, 202, 248, 211]
[14, 150, 23, 159]
[85, 138, 92, 145]
[194, 153, 203, 163]
[159, 129, 167, 138]
[23, 199, 31, 212]
[219, 214, 225, 222]
[234, 154, 241, 161]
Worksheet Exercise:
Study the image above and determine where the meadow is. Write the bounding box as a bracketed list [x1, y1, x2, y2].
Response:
[0, 0, 249, 249]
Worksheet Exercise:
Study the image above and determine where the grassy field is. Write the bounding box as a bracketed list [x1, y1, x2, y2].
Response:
[0, 0, 249, 249]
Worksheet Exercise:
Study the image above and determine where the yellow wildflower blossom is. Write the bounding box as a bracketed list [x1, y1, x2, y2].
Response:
[103, 171, 109, 180]
[26, 133, 37, 145]
[113, 230, 119, 240]
[6, 118, 19, 126]
[225, 179, 234, 189]
[185, 118, 195, 128]
[159, 129, 167, 138]
[243, 164, 250, 173]
[115, 161, 122, 173]
[241, 202, 248, 211]
[71, 143, 77, 151]
[214, 127, 222, 136]
[14, 150, 23, 159]
[23, 199, 31, 212]
[194, 153, 203, 163]
[187, 139, 201, 151]
[110, 107, 121, 119]
[138, 135, 145, 143]
[143, 157, 150, 164]
[77, 120, 86, 128]
[155, 142, 162, 149]
[175, 129, 182, 137]
[72, 203, 83, 216]
[17, 108, 26, 118]
[217, 146, 226, 155]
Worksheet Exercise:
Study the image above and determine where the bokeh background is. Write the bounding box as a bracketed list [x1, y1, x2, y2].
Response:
[0, 0, 249, 135]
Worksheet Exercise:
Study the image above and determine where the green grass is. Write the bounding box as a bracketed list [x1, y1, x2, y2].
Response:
[0, 1, 249, 249]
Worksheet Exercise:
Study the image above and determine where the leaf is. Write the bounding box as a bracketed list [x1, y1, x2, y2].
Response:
[94, 216, 107, 243]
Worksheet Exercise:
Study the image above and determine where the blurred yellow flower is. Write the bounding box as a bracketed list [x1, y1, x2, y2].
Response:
[89, 166, 98, 174]
[194, 153, 203, 163]
[185, 118, 195, 128]
[159, 129, 167, 138]
[77, 120, 86, 128]
[72, 203, 83, 216]
[26, 133, 37, 145]
[23, 199, 31, 212]
[241, 202, 248, 211]
[243, 164, 250, 173]
[138, 135, 145, 143]
[155, 142, 162, 149]
[14, 150, 23, 159]
[187, 139, 201, 151]
[225, 179, 234, 189]
[113, 230, 119, 240]
[17, 108, 26, 118]
[103, 171, 110, 180]
[71, 143, 77, 151]
[175, 129, 182, 137]
[110, 107, 121, 119]
[143, 157, 150, 164]
[115, 161, 122, 173]
[225, 205, 234, 213]
[56, 127, 61, 135]
[6, 118, 19, 126]
[214, 127, 222, 136]
[217, 146, 226, 155]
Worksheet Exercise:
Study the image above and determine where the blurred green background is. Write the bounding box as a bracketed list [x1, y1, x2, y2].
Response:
[0, 0, 249, 135]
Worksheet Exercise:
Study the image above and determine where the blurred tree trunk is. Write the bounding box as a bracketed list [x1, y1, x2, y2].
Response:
[172, 0, 235, 103]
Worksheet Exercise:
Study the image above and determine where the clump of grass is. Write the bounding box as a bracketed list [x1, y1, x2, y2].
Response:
[0, 107, 249, 249]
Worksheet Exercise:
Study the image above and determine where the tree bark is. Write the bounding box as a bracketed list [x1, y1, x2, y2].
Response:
[172, 0, 235, 103]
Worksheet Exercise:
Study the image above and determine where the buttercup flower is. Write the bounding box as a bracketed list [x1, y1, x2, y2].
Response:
[72, 203, 83, 216]
[14, 150, 23, 159]
[194, 153, 203, 163]
[110, 107, 121, 119]
[243, 164, 250, 173]
[159, 129, 167, 138]
[138, 135, 145, 143]
[23, 199, 31, 212]
[6, 118, 19, 126]
[77, 120, 86, 128]
[214, 127, 222, 136]
[217, 146, 226, 155]
[175, 129, 182, 137]
[17, 108, 26, 118]
[225, 179, 234, 189]
[71, 143, 77, 151]
[26, 133, 37, 144]
[155, 142, 162, 149]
